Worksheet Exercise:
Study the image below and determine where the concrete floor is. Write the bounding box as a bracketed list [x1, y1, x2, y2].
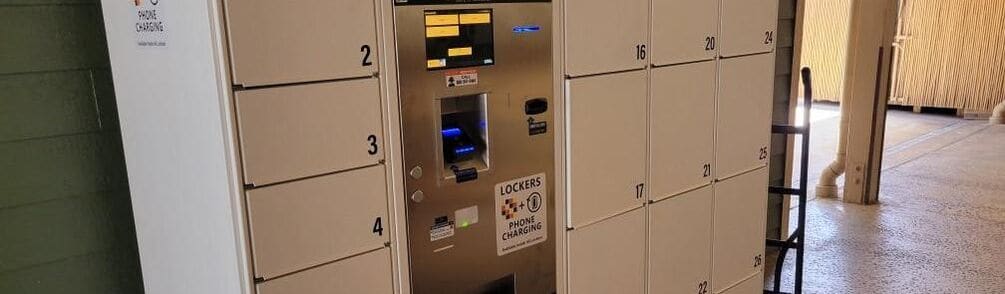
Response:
[765, 104, 1005, 293]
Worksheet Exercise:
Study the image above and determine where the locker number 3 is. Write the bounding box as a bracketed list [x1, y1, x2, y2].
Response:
[367, 134, 379, 155]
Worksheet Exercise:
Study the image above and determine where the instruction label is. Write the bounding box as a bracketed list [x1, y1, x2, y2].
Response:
[133, 0, 168, 48]
[429, 216, 454, 242]
[446, 69, 478, 88]
[495, 173, 547, 256]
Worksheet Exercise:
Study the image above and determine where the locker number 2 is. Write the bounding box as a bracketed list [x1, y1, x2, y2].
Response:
[636, 44, 647, 60]
[361, 45, 373, 66]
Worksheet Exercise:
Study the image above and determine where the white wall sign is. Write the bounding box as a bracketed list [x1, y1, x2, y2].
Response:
[134, 0, 168, 47]
[495, 173, 548, 256]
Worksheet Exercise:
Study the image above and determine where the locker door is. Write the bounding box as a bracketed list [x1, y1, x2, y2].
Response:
[717, 272, 763, 294]
[650, 61, 716, 201]
[565, 0, 648, 77]
[567, 70, 647, 228]
[719, 0, 779, 57]
[712, 167, 767, 293]
[649, 186, 713, 294]
[235, 78, 384, 186]
[715, 54, 773, 179]
[257, 247, 393, 294]
[652, 0, 719, 65]
[246, 165, 389, 279]
[225, 0, 378, 86]
[569, 208, 646, 294]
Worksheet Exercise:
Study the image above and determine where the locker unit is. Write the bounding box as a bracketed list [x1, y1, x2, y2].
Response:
[648, 186, 713, 294]
[568, 208, 647, 294]
[712, 167, 768, 293]
[224, 0, 379, 86]
[256, 248, 394, 294]
[651, 0, 719, 65]
[649, 61, 717, 201]
[246, 165, 389, 279]
[717, 272, 764, 294]
[567, 70, 648, 228]
[715, 53, 775, 179]
[235, 78, 384, 186]
[103, 0, 400, 292]
[719, 0, 779, 57]
[564, 0, 649, 77]
[393, 2, 558, 293]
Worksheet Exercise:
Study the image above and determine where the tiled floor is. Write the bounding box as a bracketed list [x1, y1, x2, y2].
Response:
[765, 105, 1005, 293]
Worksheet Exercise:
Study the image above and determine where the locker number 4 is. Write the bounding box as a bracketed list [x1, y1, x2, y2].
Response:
[372, 217, 384, 236]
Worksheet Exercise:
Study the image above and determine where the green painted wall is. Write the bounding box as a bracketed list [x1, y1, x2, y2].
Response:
[0, 1, 144, 293]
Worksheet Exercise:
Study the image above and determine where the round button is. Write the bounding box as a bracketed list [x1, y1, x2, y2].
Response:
[411, 190, 425, 203]
[409, 166, 423, 179]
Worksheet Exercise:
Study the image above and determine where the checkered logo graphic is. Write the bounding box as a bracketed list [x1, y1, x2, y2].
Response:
[500, 198, 526, 220]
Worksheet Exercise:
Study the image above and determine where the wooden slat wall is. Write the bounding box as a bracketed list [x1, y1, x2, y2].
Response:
[803, 0, 1005, 110]
[892, 0, 1005, 111]
[799, 0, 852, 102]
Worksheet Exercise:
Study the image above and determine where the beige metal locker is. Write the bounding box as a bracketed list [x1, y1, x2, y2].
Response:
[569, 207, 646, 294]
[564, 0, 648, 77]
[719, 0, 779, 57]
[715, 53, 774, 179]
[246, 165, 389, 279]
[648, 186, 713, 294]
[235, 78, 384, 186]
[225, 0, 378, 86]
[256, 247, 393, 294]
[650, 61, 716, 201]
[567, 71, 647, 228]
[712, 167, 767, 293]
[717, 271, 763, 294]
[652, 0, 719, 65]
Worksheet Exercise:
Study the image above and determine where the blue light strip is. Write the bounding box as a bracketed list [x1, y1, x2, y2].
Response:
[454, 145, 476, 156]
[441, 127, 463, 138]
[513, 25, 541, 33]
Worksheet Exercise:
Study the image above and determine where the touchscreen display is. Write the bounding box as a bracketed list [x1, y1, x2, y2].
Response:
[424, 9, 495, 70]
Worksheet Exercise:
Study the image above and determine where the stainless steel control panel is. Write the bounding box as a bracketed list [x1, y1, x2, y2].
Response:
[393, 1, 555, 293]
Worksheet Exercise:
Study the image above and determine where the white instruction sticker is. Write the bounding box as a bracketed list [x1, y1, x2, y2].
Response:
[134, 0, 168, 48]
[446, 69, 478, 88]
[495, 173, 547, 256]
[430, 217, 455, 242]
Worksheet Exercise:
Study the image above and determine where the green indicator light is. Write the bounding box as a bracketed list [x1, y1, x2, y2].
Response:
[460, 222, 469, 228]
